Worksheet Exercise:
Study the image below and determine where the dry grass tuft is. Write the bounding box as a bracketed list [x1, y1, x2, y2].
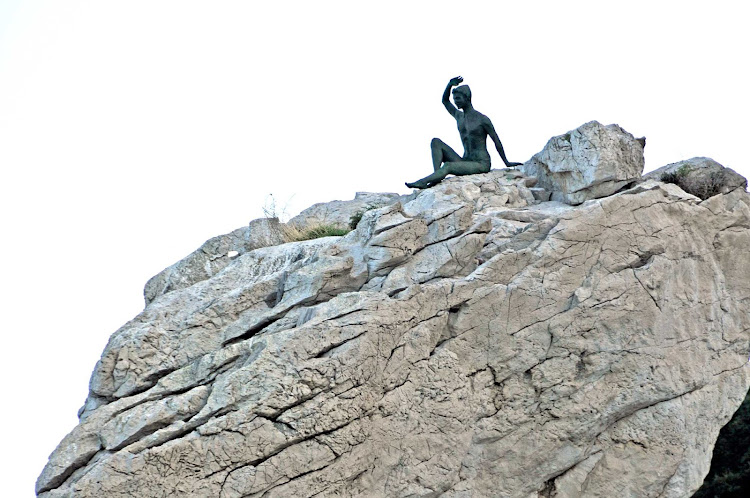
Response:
[280, 223, 350, 242]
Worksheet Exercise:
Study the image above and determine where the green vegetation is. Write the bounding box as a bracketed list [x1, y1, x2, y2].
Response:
[694, 390, 750, 497]
[295, 225, 350, 240]
[349, 204, 378, 230]
[281, 223, 350, 242]
[660, 165, 691, 185]
[660, 165, 726, 200]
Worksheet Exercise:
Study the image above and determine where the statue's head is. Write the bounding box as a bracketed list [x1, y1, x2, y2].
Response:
[452, 85, 472, 109]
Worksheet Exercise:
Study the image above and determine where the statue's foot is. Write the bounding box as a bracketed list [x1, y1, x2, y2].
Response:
[405, 181, 429, 189]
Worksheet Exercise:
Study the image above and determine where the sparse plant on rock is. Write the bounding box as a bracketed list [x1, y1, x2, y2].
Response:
[260, 194, 350, 242]
[661, 166, 728, 200]
[660, 165, 691, 185]
[349, 204, 377, 229]
[683, 171, 727, 200]
[282, 223, 350, 242]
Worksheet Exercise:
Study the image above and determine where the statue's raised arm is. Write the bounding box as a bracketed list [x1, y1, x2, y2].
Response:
[442, 76, 463, 118]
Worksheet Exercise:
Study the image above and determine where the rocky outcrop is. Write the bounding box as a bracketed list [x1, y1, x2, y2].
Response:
[38, 150, 750, 497]
[523, 121, 645, 205]
[287, 191, 407, 230]
[144, 193, 408, 306]
[644, 157, 747, 200]
[144, 217, 286, 305]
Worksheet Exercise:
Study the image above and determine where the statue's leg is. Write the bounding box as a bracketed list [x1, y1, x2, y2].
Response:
[431, 138, 461, 172]
[406, 161, 488, 189]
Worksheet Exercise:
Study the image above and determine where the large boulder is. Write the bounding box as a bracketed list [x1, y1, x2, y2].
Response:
[523, 121, 645, 205]
[644, 157, 747, 200]
[37, 164, 750, 497]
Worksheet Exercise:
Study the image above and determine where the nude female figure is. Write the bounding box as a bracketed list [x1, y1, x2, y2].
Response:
[405, 76, 522, 189]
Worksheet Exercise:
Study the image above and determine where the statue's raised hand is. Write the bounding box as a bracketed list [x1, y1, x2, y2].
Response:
[449, 76, 463, 87]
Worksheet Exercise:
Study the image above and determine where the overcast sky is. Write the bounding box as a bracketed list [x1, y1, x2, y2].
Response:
[1, 1, 748, 495]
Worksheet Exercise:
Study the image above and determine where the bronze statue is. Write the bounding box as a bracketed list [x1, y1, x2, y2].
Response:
[406, 76, 522, 189]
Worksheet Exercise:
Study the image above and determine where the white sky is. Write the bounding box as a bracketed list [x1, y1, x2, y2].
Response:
[1, 1, 747, 495]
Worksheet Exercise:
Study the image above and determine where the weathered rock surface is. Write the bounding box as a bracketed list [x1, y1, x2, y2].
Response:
[39, 156, 750, 497]
[144, 192, 408, 306]
[144, 217, 286, 305]
[287, 191, 408, 229]
[523, 121, 645, 205]
[644, 157, 748, 199]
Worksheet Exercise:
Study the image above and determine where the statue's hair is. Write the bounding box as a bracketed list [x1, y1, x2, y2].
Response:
[452, 85, 472, 101]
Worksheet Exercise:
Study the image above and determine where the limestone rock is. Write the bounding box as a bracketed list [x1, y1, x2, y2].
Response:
[522, 121, 645, 205]
[644, 157, 748, 199]
[287, 191, 408, 230]
[38, 158, 750, 497]
[144, 217, 285, 305]
[144, 193, 408, 307]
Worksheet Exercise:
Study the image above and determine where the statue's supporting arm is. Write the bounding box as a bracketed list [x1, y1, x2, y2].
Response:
[442, 76, 463, 117]
[484, 118, 523, 168]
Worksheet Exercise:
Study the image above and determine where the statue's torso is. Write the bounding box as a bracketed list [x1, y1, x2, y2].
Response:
[456, 111, 491, 166]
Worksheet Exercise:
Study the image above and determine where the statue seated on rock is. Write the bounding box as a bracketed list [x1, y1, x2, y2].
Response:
[406, 76, 522, 189]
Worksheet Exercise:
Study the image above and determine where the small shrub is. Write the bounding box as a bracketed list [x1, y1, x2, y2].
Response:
[682, 171, 726, 200]
[676, 165, 691, 177]
[661, 166, 726, 200]
[660, 171, 681, 185]
[660, 165, 690, 185]
[349, 204, 378, 230]
[349, 212, 365, 230]
[260, 194, 350, 243]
